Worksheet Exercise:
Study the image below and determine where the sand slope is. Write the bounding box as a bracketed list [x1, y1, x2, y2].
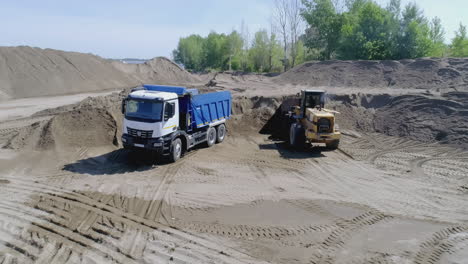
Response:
[0, 46, 139, 99]
[277, 58, 468, 91]
[111, 57, 200, 85]
[0, 47, 200, 101]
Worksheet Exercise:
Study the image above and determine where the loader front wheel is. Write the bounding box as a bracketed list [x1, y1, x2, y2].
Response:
[290, 123, 305, 150]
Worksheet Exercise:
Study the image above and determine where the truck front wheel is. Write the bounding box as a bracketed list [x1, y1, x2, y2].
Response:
[169, 138, 182, 162]
[216, 124, 226, 143]
[206, 127, 217, 147]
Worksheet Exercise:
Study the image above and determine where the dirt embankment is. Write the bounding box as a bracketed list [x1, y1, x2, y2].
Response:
[0, 46, 138, 100]
[111, 57, 200, 85]
[276, 58, 468, 92]
[6, 90, 468, 151]
[231, 91, 468, 149]
[0, 47, 200, 101]
[5, 92, 127, 151]
[328, 92, 468, 147]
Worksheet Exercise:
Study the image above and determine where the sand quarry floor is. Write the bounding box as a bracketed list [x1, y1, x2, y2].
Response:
[1, 90, 468, 264]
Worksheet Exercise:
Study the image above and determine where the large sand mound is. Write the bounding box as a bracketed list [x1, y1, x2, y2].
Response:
[111, 57, 200, 85]
[0, 46, 139, 99]
[0, 47, 201, 100]
[277, 58, 468, 91]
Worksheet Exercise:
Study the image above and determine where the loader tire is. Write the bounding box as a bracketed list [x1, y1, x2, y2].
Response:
[290, 123, 305, 150]
[326, 140, 340, 150]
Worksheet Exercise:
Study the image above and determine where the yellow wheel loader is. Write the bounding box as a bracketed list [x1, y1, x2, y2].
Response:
[288, 90, 341, 150]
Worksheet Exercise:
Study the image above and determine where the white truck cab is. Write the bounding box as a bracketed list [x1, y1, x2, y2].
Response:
[123, 90, 179, 139]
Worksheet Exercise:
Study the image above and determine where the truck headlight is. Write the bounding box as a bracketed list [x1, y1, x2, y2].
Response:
[153, 142, 162, 147]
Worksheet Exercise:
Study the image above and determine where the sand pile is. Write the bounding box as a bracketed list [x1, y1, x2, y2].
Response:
[0, 46, 139, 99]
[230, 92, 468, 149]
[277, 58, 468, 91]
[111, 57, 200, 85]
[5, 92, 125, 151]
[6, 108, 118, 151]
[329, 92, 468, 148]
[0, 47, 202, 100]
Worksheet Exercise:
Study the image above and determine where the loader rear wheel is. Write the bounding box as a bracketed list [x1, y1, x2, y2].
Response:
[290, 123, 305, 150]
[169, 138, 182, 163]
[326, 140, 340, 150]
[206, 127, 217, 147]
[216, 124, 226, 143]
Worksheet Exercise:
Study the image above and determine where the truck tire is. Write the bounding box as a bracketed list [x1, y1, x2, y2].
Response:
[290, 123, 305, 149]
[206, 127, 217, 147]
[216, 124, 226, 143]
[169, 138, 182, 162]
[326, 140, 340, 150]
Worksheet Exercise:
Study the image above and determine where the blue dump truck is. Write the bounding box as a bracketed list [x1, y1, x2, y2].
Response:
[121, 85, 232, 162]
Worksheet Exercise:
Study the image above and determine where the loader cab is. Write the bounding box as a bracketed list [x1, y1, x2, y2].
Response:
[300, 90, 325, 116]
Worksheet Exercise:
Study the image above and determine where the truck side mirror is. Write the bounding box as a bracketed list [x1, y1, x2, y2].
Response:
[121, 99, 126, 114]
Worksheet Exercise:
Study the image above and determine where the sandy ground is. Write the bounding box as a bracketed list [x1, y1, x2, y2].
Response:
[1, 97, 468, 263]
[1, 54, 468, 263]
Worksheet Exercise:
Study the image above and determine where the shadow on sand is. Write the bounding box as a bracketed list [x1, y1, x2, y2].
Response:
[62, 149, 167, 175]
[259, 140, 326, 159]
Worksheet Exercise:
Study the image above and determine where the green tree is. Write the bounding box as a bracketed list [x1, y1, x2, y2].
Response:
[339, 1, 393, 59]
[172, 35, 205, 71]
[395, 3, 432, 59]
[428, 17, 447, 57]
[292, 40, 308, 66]
[451, 23, 468, 57]
[267, 33, 285, 72]
[249, 30, 270, 72]
[203, 32, 228, 70]
[301, 0, 343, 59]
[224, 31, 244, 70]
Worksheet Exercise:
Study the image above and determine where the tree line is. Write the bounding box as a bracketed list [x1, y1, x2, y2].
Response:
[173, 0, 468, 72]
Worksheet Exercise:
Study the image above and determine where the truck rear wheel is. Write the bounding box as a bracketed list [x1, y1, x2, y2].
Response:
[206, 127, 217, 147]
[290, 123, 305, 149]
[216, 124, 226, 143]
[326, 140, 340, 150]
[169, 138, 182, 162]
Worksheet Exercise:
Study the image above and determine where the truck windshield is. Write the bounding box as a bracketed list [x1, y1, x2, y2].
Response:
[125, 99, 163, 121]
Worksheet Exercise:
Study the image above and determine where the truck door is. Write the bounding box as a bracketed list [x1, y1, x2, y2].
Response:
[161, 100, 179, 136]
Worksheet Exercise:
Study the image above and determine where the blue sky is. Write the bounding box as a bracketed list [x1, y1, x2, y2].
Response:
[1, 0, 466, 59]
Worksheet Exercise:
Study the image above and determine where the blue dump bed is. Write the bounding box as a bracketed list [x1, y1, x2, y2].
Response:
[142, 85, 231, 130]
[191, 91, 231, 129]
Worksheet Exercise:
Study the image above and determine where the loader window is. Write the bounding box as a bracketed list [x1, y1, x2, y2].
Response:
[304, 93, 323, 109]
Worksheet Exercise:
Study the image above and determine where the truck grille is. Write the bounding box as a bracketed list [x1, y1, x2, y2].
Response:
[127, 127, 153, 138]
[317, 118, 332, 133]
